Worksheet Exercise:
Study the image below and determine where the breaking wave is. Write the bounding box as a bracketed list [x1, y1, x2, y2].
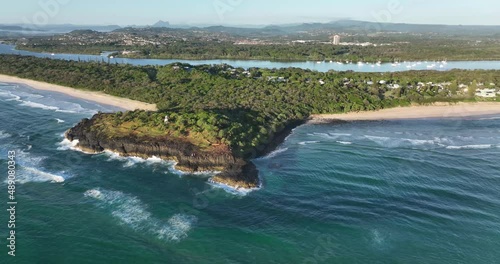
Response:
[262, 147, 289, 159]
[19, 100, 60, 111]
[55, 118, 65, 123]
[84, 188, 197, 242]
[10, 150, 70, 184]
[57, 138, 82, 151]
[298, 141, 320, 145]
[18, 167, 66, 183]
[103, 151, 169, 168]
[208, 178, 261, 196]
[446, 144, 493, 150]
[336, 141, 353, 145]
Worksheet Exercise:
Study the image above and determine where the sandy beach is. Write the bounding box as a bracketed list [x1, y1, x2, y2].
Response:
[0, 74, 157, 111]
[310, 102, 500, 122]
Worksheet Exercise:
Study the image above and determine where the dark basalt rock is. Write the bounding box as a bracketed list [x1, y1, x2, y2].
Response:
[66, 113, 305, 190]
[65, 113, 260, 188]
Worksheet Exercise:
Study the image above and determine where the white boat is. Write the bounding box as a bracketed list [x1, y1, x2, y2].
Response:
[51, 53, 55, 56]
[337, 62, 343, 65]
[317, 61, 322, 64]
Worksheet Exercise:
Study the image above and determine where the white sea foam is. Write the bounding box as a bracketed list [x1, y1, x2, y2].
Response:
[2, 150, 66, 184]
[0, 90, 21, 101]
[19, 101, 60, 111]
[298, 141, 320, 145]
[0, 131, 11, 139]
[208, 178, 261, 196]
[84, 188, 197, 242]
[402, 138, 435, 146]
[329, 133, 352, 137]
[479, 116, 500, 120]
[103, 151, 171, 168]
[55, 118, 66, 123]
[170, 164, 221, 177]
[17, 167, 66, 184]
[336, 141, 353, 145]
[57, 138, 81, 151]
[262, 147, 289, 159]
[446, 144, 493, 150]
[365, 135, 391, 142]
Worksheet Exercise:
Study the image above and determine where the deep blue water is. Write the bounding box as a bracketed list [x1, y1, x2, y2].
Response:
[1, 82, 500, 263]
[2, 43, 500, 72]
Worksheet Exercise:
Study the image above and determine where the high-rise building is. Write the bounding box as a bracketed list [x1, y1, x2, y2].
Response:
[332, 35, 341, 45]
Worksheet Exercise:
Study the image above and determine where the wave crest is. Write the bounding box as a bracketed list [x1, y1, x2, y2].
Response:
[84, 188, 197, 242]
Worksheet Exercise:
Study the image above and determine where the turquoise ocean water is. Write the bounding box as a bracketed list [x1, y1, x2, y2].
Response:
[1, 83, 500, 263]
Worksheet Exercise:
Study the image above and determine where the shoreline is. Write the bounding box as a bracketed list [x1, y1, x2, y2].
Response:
[0, 74, 157, 111]
[309, 102, 500, 123]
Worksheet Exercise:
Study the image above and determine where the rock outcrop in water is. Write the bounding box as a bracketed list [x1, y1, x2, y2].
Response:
[65, 114, 261, 189]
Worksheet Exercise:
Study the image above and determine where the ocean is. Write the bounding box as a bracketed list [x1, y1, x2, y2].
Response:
[1, 82, 500, 263]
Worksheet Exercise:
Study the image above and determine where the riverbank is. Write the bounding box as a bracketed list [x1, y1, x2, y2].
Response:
[309, 102, 500, 122]
[0, 74, 157, 111]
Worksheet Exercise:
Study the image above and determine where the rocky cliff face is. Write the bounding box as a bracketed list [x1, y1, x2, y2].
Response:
[65, 114, 260, 189]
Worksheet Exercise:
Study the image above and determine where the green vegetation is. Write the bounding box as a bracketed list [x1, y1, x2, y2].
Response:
[17, 39, 500, 62]
[1, 54, 499, 158]
[10, 25, 500, 62]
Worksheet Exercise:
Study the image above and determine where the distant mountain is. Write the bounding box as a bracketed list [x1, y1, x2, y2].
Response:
[0, 24, 121, 34]
[270, 20, 500, 35]
[152, 20, 170, 28]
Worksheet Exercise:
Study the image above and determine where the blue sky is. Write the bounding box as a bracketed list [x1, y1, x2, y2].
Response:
[1, 0, 498, 26]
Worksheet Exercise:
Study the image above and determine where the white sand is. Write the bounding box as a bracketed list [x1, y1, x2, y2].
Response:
[310, 102, 500, 122]
[0, 74, 157, 111]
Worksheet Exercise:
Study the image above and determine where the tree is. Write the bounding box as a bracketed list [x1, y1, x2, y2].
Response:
[468, 80, 478, 97]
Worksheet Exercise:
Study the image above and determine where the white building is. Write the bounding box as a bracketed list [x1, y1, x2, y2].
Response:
[476, 89, 497, 98]
[332, 35, 341, 45]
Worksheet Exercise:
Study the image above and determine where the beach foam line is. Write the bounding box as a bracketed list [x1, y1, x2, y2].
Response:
[479, 116, 500, 120]
[446, 144, 493, 150]
[84, 188, 197, 242]
[19, 100, 60, 111]
[0, 74, 157, 111]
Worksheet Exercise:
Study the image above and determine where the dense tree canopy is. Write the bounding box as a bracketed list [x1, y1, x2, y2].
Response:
[1, 54, 498, 157]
